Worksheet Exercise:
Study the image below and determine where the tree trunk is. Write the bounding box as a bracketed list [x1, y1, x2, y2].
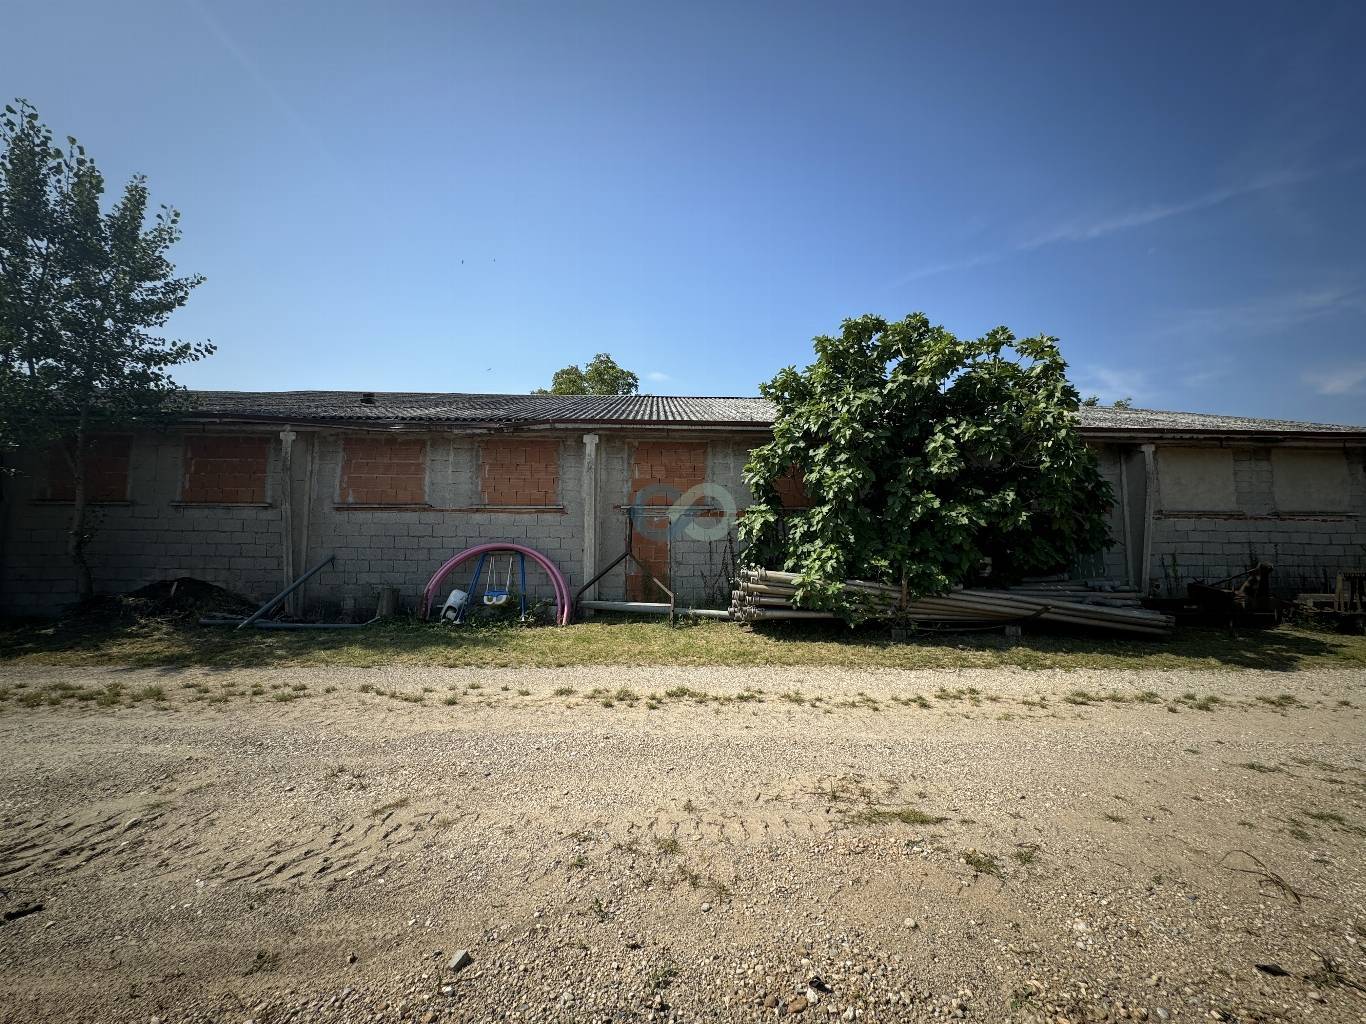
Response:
[66, 426, 93, 602]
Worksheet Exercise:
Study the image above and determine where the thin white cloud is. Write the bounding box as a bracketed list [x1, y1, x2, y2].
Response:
[1154, 284, 1366, 340]
[1018, 168, 1318, 249]
[1177, 362, 1234, 389]
[186, 0, 335, 164]
[1076, 366, 1149, 405]
[1303, 363, 1366, 396]
[892, 165, 1341, 286]
[644, 371, 671, 383]
[892, 250, 1002, 283]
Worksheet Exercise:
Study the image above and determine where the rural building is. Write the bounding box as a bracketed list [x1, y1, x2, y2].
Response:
[1, 392, 1363, 617]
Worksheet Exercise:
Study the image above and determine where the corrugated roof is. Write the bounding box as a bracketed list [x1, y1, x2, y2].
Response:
[186, 391, 775, 426]
[1075, 405, 1365, 435]
[182, 391, 1366, 436]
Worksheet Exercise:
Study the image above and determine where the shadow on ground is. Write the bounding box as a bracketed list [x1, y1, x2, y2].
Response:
[1, 612, 1363, 672]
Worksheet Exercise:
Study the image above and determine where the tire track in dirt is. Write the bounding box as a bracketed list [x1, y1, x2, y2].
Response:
[0, 797, 457, 892]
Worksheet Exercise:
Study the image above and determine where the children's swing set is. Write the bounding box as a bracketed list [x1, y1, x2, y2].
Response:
[439, 547, 526, 622]
[419, 542, 573, 625]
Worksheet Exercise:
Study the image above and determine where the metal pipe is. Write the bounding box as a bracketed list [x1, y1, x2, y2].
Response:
[949, 591, 1169, 623]
[913, 597, 1170, 635]
[736, 609, 839, 620]
[578, 599, 730, 619]
[745, 569, 903, 598]
[236, 553, 335, 630]
[734, 586, 1171, 634]
[925, 593, 1171, 627]
[253, 617, 379, 630]
[199, 615, 379, 630]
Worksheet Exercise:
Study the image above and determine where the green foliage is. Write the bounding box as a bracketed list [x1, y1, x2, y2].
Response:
[741, 313, 1112, 616]
[0, 98, 210, 598]
[534, 352, 639, 395]
[1081, 395, 1133, 409]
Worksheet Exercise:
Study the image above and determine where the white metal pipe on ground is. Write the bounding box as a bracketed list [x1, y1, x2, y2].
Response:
[914, 599, 1171, 635]
[740, 583, 1162, 622]
[744, 570, 903, 597]
[953, 591, 1172, 625]
[736, 609, 839, 620]
[737, 569, 1173, 635]
[738, 594, 986, 620]
[745, 568, 874, 586]
[924, 594, 1170, 626]
[737, 592, 1167, 631]
[904, 594, 1172, 631]
[578, 600, 731, 619]
[737, 580, 900, 603]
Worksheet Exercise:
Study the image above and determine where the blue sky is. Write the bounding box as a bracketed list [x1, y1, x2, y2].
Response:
[5, 1, 1365, 422]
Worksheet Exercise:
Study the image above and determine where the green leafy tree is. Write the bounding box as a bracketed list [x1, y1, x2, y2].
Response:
[741, 313, 1112, 616]
[534, 352, 639, 395]
[0, 99, 210, 600]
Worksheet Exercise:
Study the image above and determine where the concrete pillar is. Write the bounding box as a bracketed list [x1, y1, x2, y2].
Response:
[299, 433, 317, 590]
[1117, 446, 1134, 587]
[279, 428, 297, 612]
[581, 432, 599, 602]
[1140, 443, 1156, 595]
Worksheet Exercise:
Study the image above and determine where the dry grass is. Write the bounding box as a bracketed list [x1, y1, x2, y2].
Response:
[1, 615, 1364, 673]
[962, 849, 1003, 876]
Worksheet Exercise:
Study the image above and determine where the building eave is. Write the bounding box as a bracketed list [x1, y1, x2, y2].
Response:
[1081, 428, 1366, 445]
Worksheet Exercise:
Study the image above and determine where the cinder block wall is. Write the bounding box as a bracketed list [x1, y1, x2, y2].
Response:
[1144, 444, 1366, 597]
[0, 429, 285, 613]
[0, 426, 747, 617]
[586, 435, 751, 609]
[2, 428, 1362, 616]
[298, 432, 585, 618]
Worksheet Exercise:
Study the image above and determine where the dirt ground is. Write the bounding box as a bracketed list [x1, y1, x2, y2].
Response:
[1, 664, 1364, 1023]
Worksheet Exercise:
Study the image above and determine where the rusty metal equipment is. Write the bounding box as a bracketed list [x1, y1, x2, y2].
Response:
[1185, 562, 1278, 628]
[1336, 571, 1366, 614]
[574, 513, 675, 622]
[1294, 571, 1366, 634]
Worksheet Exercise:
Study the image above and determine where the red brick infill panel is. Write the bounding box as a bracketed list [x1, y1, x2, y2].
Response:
[339, 437, 428, 505]
[181, 435, 270, 504]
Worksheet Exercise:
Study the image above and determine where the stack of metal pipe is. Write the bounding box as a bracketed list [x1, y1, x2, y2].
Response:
[731, 568, 1173, 636]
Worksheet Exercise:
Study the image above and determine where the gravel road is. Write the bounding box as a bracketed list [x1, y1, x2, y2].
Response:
[1, 664, 1364, 1023]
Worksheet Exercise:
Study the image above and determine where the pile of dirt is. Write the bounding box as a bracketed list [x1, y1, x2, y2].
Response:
[70, 577, 257, 624]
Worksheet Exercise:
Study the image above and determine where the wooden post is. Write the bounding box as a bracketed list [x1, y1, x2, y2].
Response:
[581, 433, 599, 604]
[1117, 446, 1134, 588]
[377, 586, 400, 618]
[1139, 443, 1156, 596]
[279, 429, 297, 614]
